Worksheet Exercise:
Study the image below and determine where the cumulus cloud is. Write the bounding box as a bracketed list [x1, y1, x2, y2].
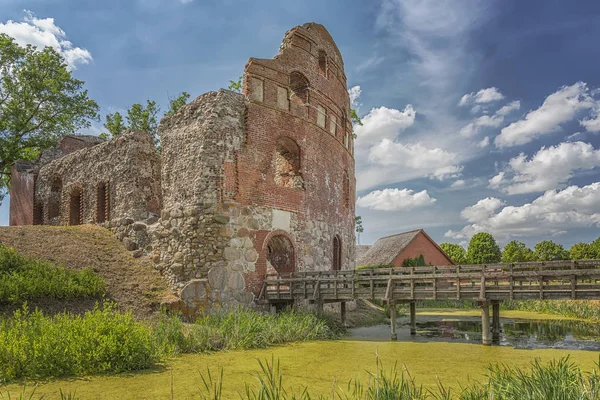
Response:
[459, 87, 504, 107]
[494, 82, 595, 148]
[446, 183, 600, 240]
[354, 105, 416, 147]
[459, 100, 520, 138]
[357, 188, 436, 211]
[581, 106, 600, 132]
[489, 141, 600, 195]
[348, 86, 362, 108]
[0, 10, 92, 70]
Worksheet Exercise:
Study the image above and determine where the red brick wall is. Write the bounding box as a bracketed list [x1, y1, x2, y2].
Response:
[9, 163, 35, 226]
[392, 233, 453, 267]
[238, 23, 356, 288]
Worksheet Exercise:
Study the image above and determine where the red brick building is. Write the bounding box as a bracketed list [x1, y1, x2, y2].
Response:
[357, 229, 453, 268]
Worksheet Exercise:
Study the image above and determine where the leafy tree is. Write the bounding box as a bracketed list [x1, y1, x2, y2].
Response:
[569, 242, 597, 260]
[0, 34, 99, 202]
[502, 240, 535, 263]
[350, 108, 362, 126]
[466, 232, 501, 264]
[439, 243, 467, 264]
[228, 76, 243, 93]
[103, 112, 126, 138]
[533, 240, 569, 261]
[590, 237, 600, 257]
[165, 92, 191, 117]
[355, 216, 364, 244]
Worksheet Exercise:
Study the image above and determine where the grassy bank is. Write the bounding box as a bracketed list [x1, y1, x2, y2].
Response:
[0, 245, 105, 304]
[0, 305, 340, 382]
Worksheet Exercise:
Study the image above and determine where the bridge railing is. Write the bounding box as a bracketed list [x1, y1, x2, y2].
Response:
[260, 260, 600, 302]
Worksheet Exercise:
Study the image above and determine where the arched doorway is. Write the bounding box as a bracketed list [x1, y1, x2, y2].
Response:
[96, 182, 109, 223]
[266, 235, 295, 274]
[332, 235, 342, 271]
[47, 177, 62, 221]
[69, 187, 83, 226]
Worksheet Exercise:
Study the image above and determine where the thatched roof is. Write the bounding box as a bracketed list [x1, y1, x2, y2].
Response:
[355, 245, 372, 266]
[357, 230, 422, 266]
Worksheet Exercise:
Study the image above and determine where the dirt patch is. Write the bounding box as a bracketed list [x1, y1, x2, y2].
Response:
[0, 225, 176, 319]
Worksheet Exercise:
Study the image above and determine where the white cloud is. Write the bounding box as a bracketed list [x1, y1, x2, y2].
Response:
[489, 141, 600, 195]
[581, 106, 600, 133]
[348, 86, 362, 109]
[459, 87, 504, 106]
[354, 105, 416, 147]
[478, 136, 490, 148]
[446, 183, 600, 240]
[459, 100, 520, 138]
[357, 188, 436, 211]
[0, 10, 92, 70]
[451, 179, 466, 188]
[494, 82, 594, 148]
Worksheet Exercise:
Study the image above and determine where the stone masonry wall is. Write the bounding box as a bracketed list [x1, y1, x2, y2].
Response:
[35, 131, 161, 232]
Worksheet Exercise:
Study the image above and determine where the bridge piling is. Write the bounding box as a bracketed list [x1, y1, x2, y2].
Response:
[390, 301, 398, 341]
[492, 301, 501, 343]
[340, 301, 346, 326]
[410, 301, 416, 335]
[480, 301, 491, 345]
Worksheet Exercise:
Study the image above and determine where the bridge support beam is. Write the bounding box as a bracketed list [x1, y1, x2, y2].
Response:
[492, 301, 501, 343]
[340, 301, 346, 326]
[390, 301, 398, 341]
[410, 301, 416, 335]
[480, 301, 491, 346]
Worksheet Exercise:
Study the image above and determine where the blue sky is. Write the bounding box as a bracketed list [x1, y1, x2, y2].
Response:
[2, 0, 600, 250]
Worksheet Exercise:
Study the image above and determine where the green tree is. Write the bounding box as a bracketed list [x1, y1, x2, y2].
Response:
[355, 216, 364, 244]
[0, 34, 99, 202]
[533, 240, 569, 261]
[350, 108, 362, 126]
[569, 242, 597, 260]
[439, 243, 467, 264]
[590, 237, 600, 258]
[228, 76, 243, 93]
[467, 232, 501, 264]
[502, 240, 534, 263]
[402, 254, 427, 267]
[165, 92, 191, 117]
[103, 112, 126, 138]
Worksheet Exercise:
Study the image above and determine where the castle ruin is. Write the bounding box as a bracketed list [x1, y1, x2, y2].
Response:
[9, 23, 356, 312]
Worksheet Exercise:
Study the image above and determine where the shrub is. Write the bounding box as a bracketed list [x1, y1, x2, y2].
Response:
[0, 303, 160, 382]
[0, 245, 105, 304]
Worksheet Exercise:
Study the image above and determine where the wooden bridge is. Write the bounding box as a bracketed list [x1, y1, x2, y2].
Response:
[258, 260, 600, 345]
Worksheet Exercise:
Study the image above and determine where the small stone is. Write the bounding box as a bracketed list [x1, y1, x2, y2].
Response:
[228, 272, 245, 291]
[132, 249, 143, 258]
[146, 216, 159, 225]
[213, 215, 230, 224]
[172, 209, 183, 218]
[173, 252, 185, 262]
[171, 263, 184, 274]
[219, 226, 233, 237]
[224, 247, 241, 261]
[237, 227, 249, 237]
[247, 218, 259, 230]
[123, 218, 134, 225]
[208, 267, 228, 290]
[123, 237, 137, 251]
[244, 248, 259, 263]
[132, 222, 147, 231]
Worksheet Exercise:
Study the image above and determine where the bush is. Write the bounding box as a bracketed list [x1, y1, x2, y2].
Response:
[0, 245, 105, 304]
[0, 303, 160, 382]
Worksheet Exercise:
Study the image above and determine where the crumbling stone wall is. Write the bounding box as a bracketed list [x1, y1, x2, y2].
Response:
[35, 131, 161, 245]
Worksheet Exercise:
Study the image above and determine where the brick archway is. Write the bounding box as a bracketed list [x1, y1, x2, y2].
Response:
[262, 230, 296, 274]
[69, 186, 83, 226]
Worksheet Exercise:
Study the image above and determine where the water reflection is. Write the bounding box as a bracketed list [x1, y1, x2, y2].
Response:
[349, 315, 600, 351]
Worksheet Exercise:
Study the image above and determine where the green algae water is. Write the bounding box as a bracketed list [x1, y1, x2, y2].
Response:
[2, 309, 600, 399]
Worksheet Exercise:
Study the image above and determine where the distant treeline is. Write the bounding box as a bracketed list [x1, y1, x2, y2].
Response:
[440, 232, 600, 265]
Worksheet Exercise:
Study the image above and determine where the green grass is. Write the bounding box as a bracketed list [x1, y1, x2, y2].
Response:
[355, 264, 393, 270]
[195, 356, 600, 400]
[502, 300, 600, 322]
[0, 245, 105, 304]
[0, 305, 341, 383]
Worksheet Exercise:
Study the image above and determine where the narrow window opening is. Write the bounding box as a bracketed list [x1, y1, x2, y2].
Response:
[33, 202, 44, 225]
[48, 178, 62, 221]
[289, 72, 309, 105]
[333, 235, 342, 271]
[318, 50, 327, 78]
[96, 182, 110, 223]
[69, 187, 83, 226]
[343, 170, 350, 209]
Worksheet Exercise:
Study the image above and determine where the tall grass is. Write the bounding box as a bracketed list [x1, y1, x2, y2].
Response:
[155, 307, 342, 354]
[0, 303, 159, 382]
[0, 245, 105, 304]
[194, 356, 600, 400]
[502, 300, 600, 322]
[0, 306, 340, 382]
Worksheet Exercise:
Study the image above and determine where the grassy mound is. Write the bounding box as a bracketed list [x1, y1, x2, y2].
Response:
[0, 245, 105, 304]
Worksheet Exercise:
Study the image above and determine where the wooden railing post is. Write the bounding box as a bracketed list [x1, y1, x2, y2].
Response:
[410, 267, 415, 299]
[479, 265, 486, 300]
[456, 265, 461, 300]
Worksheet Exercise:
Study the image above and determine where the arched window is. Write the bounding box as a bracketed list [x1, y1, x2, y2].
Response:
[267, 235, 295, 274]
[96, 182, 110, 223]
[318, 50, 327, 77]
[274, 137, 303, 189]
[343, 170, 350, 209]
[69, 187, 83, 226]
[289, 71, 309, 105]
[48, 178, 62, 221]
[332, 235, 342, 271]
